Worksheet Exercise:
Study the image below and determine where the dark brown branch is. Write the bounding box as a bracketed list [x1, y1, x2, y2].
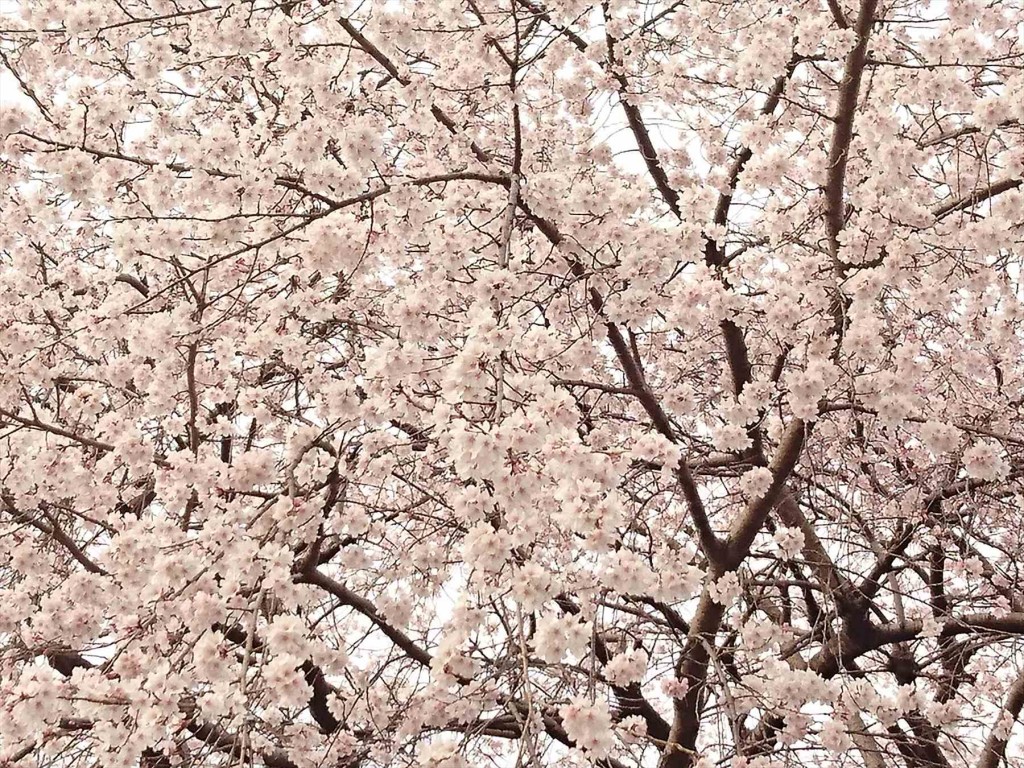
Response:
[336, 17, 493, 165]
[660, 419, 810, 768]
[299, 567, 435, 668]
[824, 0, 879, 272]
[2, 494, 107, 576]
[933, 177, 1022, 219]
[555, 596, 671, 741]
[554, 378, 639, 396]
[114, 273, 150, 296]
[919, 118, 1018, 148]
[42, 649, 301, 768]
[979, 671, 1024, 768]
[826, 0, 850, 29]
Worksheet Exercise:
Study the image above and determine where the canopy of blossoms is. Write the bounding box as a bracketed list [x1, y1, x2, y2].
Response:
[1, 0, 1023, 767]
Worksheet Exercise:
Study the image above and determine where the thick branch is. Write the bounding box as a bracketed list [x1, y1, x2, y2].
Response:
[979, 671, 1024, 768]
[824, 0, 878, 270]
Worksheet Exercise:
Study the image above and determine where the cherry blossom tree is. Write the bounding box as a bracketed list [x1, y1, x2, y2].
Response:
[1, 0, 1024, 766]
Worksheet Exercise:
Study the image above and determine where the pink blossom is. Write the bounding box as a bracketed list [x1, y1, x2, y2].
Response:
[1, 3, 1022, 766]
[559, 697, 615, 759]
[963, 440, 1011, 481]
[603, 647, 648, 687]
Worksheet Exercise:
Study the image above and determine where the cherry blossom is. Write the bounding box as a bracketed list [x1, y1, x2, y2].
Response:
[603, 647, 649, 687]
[559, 697, 616, 760]
[963, 440, 1012, 481]
[773, 526, 806, 561]
[739, 467, 775, 500]
[2, 0, 1024, 766]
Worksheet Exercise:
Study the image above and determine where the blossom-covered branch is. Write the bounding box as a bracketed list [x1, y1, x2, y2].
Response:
[2, 0, 1024, 767]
